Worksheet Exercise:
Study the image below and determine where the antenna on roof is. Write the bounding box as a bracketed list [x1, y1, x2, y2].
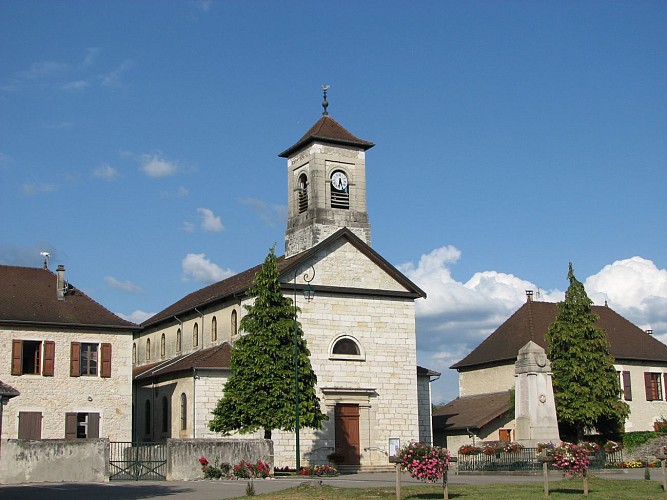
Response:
[40, 252, 50, 269]
[322, 84, 330, 116]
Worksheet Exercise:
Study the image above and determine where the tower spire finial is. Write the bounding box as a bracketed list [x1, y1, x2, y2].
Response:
[321, 84, 330, 116]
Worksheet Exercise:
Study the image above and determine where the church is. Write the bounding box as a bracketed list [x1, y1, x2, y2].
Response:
[133, 92, 438, 469]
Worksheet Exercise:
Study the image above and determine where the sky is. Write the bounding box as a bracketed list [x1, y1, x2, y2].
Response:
[1, 1, 666, 404]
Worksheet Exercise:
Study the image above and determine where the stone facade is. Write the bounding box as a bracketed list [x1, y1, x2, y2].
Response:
[458, 364, 516, 397]
[1, 327, 133, 442]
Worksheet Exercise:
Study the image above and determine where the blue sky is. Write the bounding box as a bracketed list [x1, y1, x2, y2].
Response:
[2, 1, 666, 404]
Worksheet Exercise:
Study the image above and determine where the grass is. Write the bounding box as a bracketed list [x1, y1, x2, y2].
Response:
[238, 477, 665, 499]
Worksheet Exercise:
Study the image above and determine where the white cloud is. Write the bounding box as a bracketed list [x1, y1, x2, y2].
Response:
[182, 253, 234, 284]
[191, 0, 213, 11]
[197, 208, 224, 232]
[117, 310, 154, 324]
[140, 154, 178, 177]
[93, 164, 119, 180]
[0, 153, 11, 168]
[82, 48, 101, 68]
[22, 183, 58, 195]
[104, 276, 143, 294]
[101, 59, 134, 88]
[62, 80, 90, 91]
[18, 61, 68, 80]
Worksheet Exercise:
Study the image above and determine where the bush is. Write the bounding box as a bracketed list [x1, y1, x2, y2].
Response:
[622, 432, 658, 451]
[198, 457, 270, 479]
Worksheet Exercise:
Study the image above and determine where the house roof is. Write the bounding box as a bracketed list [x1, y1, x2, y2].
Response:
[141, 228, 426, 330]
[451, 300, 667, 370]
[278, 115, 374, 158]
[432, 391, 511, 432]
[417, 365, 441, 377]
[0, 265, 136, 331]
[0, 380, 20, 398]
[134, 342, 232, 380]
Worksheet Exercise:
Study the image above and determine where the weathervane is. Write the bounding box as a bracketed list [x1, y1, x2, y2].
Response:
[322, 85, 330, 116]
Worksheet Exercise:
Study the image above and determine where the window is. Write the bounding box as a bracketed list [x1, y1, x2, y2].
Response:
[212, 316, 217, 342]
[298, 173, 309, 213]
[65, 412, 100, 439]
[160, 334, 166, 358]
[132, 343, 136, 365]
[176, 328, 182, 352]
[80, 343, 98, 376]
[231, 310, 238, 336]
[180, 393, 187, 431]
[70, 342, 111, 377]
[18, 411, 42, 440]
[193, 323, 199, 347]
[162, 397, 169, 434]
[621, 371, 632, 401]
[330, 336, 364, 360]
[11, 340, 55, 376]
[145, 400, 151, 435]
[146, 339, 151, 361]
[644, 372, 664, 401]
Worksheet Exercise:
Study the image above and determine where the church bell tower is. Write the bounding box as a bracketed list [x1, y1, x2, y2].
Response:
[279, 87, 374, 258]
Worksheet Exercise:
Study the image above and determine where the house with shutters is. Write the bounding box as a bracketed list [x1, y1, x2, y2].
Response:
[433, 294, 667, 451]
[133, 101, 439, 469]
[0, 264, 136, 441]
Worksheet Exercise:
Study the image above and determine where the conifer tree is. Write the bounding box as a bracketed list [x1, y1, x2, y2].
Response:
[208, 246, 326, 439]
[546, 263, 630, 442]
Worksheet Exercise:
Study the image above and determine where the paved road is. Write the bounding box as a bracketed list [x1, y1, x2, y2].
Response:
[0, 469, 655, 499]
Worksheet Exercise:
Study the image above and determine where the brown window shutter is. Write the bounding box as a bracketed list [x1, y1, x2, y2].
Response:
[622, 371, 632, 401]
[101, 343, 112, 378]
[43, 341, 55, 376]
[18, 412, 42, 440]
[70, 342, 80, 377]
[663, 373, 667, 401]
[645, 372, 654, 401]
[88, 413, 100, 438]
[11, 339, 22, 376]
[65, 412, 77, 439]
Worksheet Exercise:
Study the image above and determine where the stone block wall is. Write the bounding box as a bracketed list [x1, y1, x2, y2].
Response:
[0, 438, 108, 484]
[1, 327, 133, 441]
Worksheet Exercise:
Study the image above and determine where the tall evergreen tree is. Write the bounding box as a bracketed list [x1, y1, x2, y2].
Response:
[208, 246, 326, 439]
[546, 263, 630, 442]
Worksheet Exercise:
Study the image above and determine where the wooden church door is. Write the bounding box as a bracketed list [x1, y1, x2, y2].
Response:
[335, 404, 360, 465]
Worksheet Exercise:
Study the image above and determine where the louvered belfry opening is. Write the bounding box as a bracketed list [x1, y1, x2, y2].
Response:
[331, 189, 349, 209]
[298, 174, 308, 213]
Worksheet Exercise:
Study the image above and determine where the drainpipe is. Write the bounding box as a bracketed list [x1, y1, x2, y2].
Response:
[193, 368, 198, 439]
[194, 308, 204, 348]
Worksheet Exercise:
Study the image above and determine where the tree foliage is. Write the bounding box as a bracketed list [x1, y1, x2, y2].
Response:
[546, 263, 630, 442]
[208, 246, 327, 439]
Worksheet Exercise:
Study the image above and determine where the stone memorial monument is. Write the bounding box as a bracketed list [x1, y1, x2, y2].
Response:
[514, 341, 560, 446]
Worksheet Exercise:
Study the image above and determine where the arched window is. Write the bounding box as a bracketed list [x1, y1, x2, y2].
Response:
[298, 173, 308, 213]
[144, 400, 151, 435]
[180, 393, 187, 431]
[132, 343, 136, 365]
[160, 333, 166, 358]
[212, 316, 217, 342]
[231, 310, 238, 336]
[176, 328, 182, 352]
[161, 396, 169, 434]
[193, 323, 199, 347]
[330, 336, 364, 360]
[145, 338, 151, 361]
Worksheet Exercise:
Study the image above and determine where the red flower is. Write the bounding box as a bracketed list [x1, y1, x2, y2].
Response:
[199, 457, 209, 466]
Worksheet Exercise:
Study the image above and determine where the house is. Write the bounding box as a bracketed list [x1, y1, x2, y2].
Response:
[0, 264, 136, 441]
[434, 293, 667, 450]
[133, 102, 439, 468]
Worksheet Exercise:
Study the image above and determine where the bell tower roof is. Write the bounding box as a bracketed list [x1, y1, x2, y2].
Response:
[279, 115, 374, 158]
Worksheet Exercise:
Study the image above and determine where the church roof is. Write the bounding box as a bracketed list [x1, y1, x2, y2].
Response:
[0, 265, 136, 331]
[451, 300, 667, 370]
[141, 227, 425, 330]
[278, 115, 374, 158]
[134, 342, 232, 380]
[432, 391, 511, 432]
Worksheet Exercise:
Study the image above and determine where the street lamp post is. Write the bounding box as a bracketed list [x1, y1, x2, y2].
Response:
[294, 264, 315, 472]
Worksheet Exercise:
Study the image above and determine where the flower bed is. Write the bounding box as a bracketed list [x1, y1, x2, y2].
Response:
[198, 457, 270, 479]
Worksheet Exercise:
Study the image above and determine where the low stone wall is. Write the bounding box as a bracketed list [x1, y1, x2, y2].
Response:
[168, 438, 273, 480]
[0, 439, 108, 484]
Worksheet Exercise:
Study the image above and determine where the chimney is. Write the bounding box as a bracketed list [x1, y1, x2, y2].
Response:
[56, 265, 66, 301]
[526, 290, 533, 302]
[647, 329, 653, 335]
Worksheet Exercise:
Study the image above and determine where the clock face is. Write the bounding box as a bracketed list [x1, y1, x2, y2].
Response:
[331, 171, 348, 191]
